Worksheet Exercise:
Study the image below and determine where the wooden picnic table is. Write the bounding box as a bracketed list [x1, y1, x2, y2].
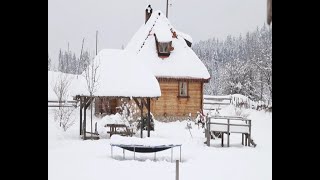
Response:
[104, 124, 133, 137]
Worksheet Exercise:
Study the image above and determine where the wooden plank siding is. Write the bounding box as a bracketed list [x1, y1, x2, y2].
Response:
[94, 79, 205, 121]
[151, 79, 203, 120]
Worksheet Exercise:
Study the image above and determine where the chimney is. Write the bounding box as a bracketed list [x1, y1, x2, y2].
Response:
[145, 5, 153, 24]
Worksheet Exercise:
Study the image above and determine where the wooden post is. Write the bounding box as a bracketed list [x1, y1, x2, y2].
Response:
[90, 96, 93, 140]
[166, 0, 169, 18]
[140, 99, 143, 138]
[147, 98, 151, 137]
[176, 160, 179, 180]
[95, 122, 97, 134]
[221, 132, 224, 147]
[227, 119, 230, 147]
[80, 97, 82, 135]
[179, 146, 181, 162]
[206, 116, 210, 146]
[248, 120, 251, 147]
[133, 146, 135, 160]
[84, 97, 87, 140]
[245, 134, 247, 146]
[241, 133, 244, 145]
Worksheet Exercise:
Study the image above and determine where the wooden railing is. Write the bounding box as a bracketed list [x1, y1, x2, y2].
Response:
[48, 100, 78, 107]
[205, 115, 256, 147]
[203, 96, 231, 111]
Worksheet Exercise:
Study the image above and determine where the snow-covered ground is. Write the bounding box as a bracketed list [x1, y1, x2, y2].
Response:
[48, 105, 271, 180]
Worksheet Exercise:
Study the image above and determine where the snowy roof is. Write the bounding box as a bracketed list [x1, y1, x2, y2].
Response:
[175, 29, 193, 43]
[154, 22, 172, 42]
[71, 49, 161, 98]
[125, 10, 210, 80]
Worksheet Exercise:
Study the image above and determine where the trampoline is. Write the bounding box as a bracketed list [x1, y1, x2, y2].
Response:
[110, 143, 182, 162]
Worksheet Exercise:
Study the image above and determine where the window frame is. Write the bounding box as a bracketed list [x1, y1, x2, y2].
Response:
[178, 81, 189, 98]
[158, 42, 171, 53]
[154, 34, 172, 57]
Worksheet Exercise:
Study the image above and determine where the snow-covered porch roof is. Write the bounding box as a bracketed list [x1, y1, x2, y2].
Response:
[71, 49, 161, 98]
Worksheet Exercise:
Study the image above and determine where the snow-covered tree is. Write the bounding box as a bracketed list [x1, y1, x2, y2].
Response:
[48, 52, 51, 70]
[52, 73, 72, 127]
[193, 25, 272, 102]
[84, 55, 100, 140]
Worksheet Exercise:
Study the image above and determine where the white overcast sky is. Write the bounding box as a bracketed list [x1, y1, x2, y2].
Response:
[48, 0, 267, 65]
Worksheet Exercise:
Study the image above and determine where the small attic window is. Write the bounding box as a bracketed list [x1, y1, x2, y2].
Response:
[154, 34, 172, 57]
[158, 42, 171, 54]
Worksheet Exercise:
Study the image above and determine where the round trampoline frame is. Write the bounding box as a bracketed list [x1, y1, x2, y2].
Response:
[110, 144, 182, 162]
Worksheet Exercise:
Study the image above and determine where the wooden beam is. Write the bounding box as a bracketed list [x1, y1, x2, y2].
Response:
[242, 133, 244, 145]
[133, 97, 142, 111]
[141, 98, 150, 112]
[248, 120, 251, 147]
[147, 98, 151, 137]
[203, 97, 231, 101]
[80, 97, 83, 135]
[267, 0, 272, 25]
[48, 100, 77, 103]
[80, 97, 84, 110]
[85, 97, 94, 109]
[221, 133, 224, 147]
[140, 100, 143, 138]
[245, 134, 247, 146]
[84, 131, 99, 135]
[200, 82, 203, 112]
[84, 97, 87, 140]
[48, 105, 75, 107]
[203, 102, 231, 105]
[206, 116, 210, 146]
[208, 122, 250, 127]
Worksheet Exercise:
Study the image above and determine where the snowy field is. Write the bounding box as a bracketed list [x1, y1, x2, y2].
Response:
[48, 106, 271, 180]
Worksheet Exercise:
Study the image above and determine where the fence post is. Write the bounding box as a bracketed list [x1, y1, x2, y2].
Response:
[248, 120, 251, 147]
[176, 160, 179, 180]
[242, 133, 244, 145]
[206, 116, 210, 146]
[227, 119, 230, 147]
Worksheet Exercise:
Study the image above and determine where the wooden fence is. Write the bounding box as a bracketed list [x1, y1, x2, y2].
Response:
[48, 100, 78, 108]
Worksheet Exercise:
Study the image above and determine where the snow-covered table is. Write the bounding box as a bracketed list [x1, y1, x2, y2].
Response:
[206, 116, 256, 147]
[110, 135, 182, 162]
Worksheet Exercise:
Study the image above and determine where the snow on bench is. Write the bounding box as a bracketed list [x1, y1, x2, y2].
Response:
[209, 117, 249, 133]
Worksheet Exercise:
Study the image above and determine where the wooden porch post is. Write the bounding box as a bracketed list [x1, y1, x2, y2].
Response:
[147, 98, 151, 137]
[84, 97, 87, 140]
[80, 97, 82, 135]
[221, 132, 224, 147]
[140, 99, 143, 138]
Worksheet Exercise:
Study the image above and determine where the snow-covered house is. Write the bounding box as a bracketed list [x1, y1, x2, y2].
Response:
[123, 5, 210, 120]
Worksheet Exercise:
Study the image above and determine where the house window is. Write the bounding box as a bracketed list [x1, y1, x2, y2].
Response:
[158, 42, 171, 53]
[154, 34, 172, 57]
[179, 82, 188, 97]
